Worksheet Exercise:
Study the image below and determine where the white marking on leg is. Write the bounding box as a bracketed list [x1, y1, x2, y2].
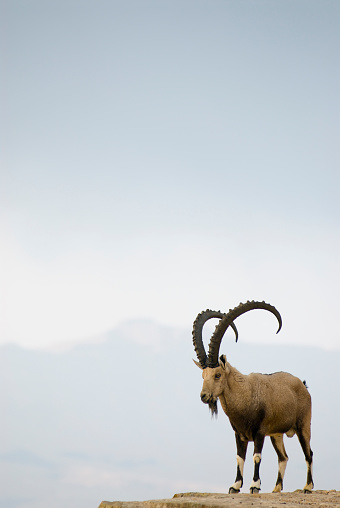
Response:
[303, 460, 314, 492]
[272, 458, 288, 492]
[250, 453, 261, 491]
[237, 455, 245, 476]
[250, 479, 261, 490]
[230, 480, 242, 490]
[279, 458, 288, 479]
[307, 460, 313, 477]
[230, 455, 245, 491]
[253, 453, 261, 464]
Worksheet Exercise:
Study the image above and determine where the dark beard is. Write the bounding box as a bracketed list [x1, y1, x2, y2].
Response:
[208, 398, 218, 417]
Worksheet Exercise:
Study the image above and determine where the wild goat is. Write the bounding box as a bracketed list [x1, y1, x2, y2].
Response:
[192, 301, 313, 494]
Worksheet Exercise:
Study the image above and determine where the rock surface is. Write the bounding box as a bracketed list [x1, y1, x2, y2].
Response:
[98, 490, 340, 508]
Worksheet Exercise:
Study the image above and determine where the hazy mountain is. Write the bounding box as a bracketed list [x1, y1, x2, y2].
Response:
[0, 321, 338, 508]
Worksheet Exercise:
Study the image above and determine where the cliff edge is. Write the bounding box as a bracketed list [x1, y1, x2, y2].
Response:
[99, 490, 340, 508]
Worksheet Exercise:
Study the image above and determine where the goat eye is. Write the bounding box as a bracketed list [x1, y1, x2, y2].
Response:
[214, 373, 221, 380]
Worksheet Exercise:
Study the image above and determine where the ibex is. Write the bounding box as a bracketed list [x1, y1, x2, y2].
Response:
[192, 301, 313, 494]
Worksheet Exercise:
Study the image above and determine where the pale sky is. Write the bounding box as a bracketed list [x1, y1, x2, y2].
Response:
[1, 0, 339, 350]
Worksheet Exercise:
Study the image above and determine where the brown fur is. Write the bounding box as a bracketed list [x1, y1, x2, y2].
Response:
[198, 355, 313, 494]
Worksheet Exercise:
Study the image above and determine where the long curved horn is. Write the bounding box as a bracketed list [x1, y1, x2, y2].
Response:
[207, 300, 282, 368]
[192, 310, 239, 368]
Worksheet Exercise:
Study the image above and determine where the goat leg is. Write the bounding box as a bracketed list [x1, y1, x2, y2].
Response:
[229, 433, 247, 494]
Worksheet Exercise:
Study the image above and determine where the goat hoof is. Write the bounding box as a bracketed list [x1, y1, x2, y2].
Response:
[228, 487, 240, 494]
[250, 487, 260, 494]
[303, 489, 313, 494]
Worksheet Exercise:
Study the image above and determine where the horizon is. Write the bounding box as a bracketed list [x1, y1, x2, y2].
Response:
[2, 315, 338, 355]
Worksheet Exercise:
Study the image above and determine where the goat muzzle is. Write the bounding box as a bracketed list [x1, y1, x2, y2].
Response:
[200, 392, 210, 403]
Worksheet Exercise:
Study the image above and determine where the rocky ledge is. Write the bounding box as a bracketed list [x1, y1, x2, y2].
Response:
[98, 490, 340, 508]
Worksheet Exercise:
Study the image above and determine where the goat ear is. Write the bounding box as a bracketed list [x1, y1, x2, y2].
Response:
[219, 354, 227, 369]
[192, 359, 203, 370]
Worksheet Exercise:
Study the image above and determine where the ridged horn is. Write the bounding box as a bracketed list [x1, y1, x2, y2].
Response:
[192, 310, 239, 369]
[207, 300, 282, 368]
